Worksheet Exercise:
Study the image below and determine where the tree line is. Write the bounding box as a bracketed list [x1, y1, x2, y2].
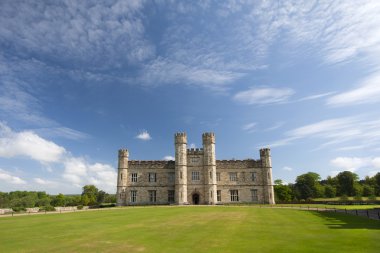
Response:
[274, 171, 380, 202]
[0, 185, 116, 211]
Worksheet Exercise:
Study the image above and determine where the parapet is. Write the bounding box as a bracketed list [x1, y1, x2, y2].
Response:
[187, 148, 204, 155]
[202, 132, 215, 144]
[118, 149, 129, 157]
[128, 160, 175, 169]
[216, 159, 262, 168]
[260, 148, 271, 157]
[175, 132, 187, 144]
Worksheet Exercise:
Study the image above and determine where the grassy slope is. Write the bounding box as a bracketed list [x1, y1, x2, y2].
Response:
[0, 206, 379, 253]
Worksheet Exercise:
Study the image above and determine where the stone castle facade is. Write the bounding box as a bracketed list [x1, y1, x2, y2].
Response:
[116, 133, 275, 205]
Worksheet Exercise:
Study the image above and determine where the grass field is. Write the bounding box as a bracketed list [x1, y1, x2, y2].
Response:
[0, 206, 379, 253]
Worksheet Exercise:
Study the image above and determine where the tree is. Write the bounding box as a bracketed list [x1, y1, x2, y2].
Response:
[324, 185, 336, 198]
[274, 180, 293, 202]
[362, 184, 375, 197]
[294, 172, 321, 200]
[335, 171, 359, 196]
[374, 173, 380, 196]
[82, 185, 99, 205]
[51, 193, 66, 207]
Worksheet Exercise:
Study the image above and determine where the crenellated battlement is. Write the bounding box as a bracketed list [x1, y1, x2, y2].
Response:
[128, 160, 175, 169]
[216, 159, 262, 168]
[118, 149, 129, 157]
[175, 132, 187, 144]
[187, 148, 204, 155]
[202, 132, 215, 144]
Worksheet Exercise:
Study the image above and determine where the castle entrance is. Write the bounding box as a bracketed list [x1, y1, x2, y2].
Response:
[192, 193, 200, 205]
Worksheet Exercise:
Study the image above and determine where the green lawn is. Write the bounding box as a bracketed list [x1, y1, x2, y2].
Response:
[274, 204, 380, 210]
[0, 206, 379, 253]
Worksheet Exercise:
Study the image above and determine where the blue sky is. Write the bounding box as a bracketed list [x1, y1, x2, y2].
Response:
[1, 0, 380, 194]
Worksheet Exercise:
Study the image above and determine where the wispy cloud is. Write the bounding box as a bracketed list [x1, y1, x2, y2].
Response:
[242, 122, 256, 133]
[0, 168, 26, 185]
[282, 166, 293, 171]
[299, 92, 336, 102]
[267, 115, 380, 150]
[327, 72, 380, 106]
[233, 87, 295, 105]
[330, 156, 380, 173]
[136, 130, 152, 141]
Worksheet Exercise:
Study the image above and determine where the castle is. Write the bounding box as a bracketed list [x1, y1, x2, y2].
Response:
[116, 133, 275, 205]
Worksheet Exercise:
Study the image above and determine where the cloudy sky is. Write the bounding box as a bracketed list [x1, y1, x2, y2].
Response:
[1, 0, 380, 194]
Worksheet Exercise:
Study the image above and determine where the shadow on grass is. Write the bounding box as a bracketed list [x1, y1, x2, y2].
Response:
[307, 211, 380, 230]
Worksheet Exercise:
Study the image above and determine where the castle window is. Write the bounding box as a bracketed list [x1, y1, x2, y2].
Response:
[131, 173, 138, 182]
[229, 172, 237, 181]
[120, 173, 123, 180]
[216, 172, 221, 181]
[168, 172, 175, 183]
[180, 172, 182, 179]
[251, 189, 258, 202]
[130, 190, 137, 203]
[149, 173, 156, 182]
[217, 190, 221, 202]
[192, 171, 200, 181]
[149, 190, 156, 203]
[168, 190, 175, 203]
[251, 172, 257, 182]
[210, 171, 212, 179]
[230, 190, 239, 202]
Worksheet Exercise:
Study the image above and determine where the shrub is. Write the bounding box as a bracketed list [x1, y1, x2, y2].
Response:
[77, 205, 83, 210]
[339, 195, 349, 202]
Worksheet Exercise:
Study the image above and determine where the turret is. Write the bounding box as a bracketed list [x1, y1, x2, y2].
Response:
[203, 132, 217, 204]
[260, 148, 275, 204]
[175, 133, 188, 204]
[116, 149, 129, 206]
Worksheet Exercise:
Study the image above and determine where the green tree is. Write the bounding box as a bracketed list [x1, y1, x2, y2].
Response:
[81, 195, 90, 206]
[374, 173, 380, 196]
[324, 185, 336, 198]
[274, 180, 293, 202]
[51, 193, 66, 207]
[82, 185, 99, 205]
[294, 172, 321, 200]
[97, 190, 106, 204]
[335, 171, 359, 196]
[362, 184, 374, 197]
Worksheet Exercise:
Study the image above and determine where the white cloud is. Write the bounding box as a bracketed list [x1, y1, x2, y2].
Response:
[330, 157, 371, 172]
[299, 92, 336, 102]
[62, 157, 117, 193]
[233, 87, 295, 105]
[0, 122, 66, 163]
[163, 156, 174, 161]
[33, 177, 55, 185]
[330, 157, 380, 175]
[282, 166, 293, 171]
[327, 72, 380, 106]
[267, 116, 380, 150]
[0, 123, 116, 193]
[0, 169, 26, 185]
[242, 122, 256, 133]
[136, 130, 152, 141]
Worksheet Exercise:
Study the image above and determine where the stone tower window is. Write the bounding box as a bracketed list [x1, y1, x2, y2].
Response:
[229, 172, 237, 181]
[131, 173, 137, 182]
[149, 173, 157, 182]
[251, 189, 258, 202]
[216, 172, 221, 181]
[192, 171, 200, 181]
[217, 190, 221, 202]
[168, 190, 175, 203]
[130, 190, 137, 203]
[230, 190, 239, 201]
[149, 190, 156, 203]
[251, 172, 257, 182]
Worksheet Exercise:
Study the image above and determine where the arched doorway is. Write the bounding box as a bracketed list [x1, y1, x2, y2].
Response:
[192, 193, 200, 205]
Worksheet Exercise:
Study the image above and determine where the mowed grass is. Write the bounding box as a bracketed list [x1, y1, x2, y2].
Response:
[0, 206, 379, 253]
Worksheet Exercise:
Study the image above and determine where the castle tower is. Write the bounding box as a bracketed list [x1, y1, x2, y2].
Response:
[116, 149, 129, 206]
[175, 133, 188, 204]
[260, 148, 275, 204]
[203, 132, 217, 205]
